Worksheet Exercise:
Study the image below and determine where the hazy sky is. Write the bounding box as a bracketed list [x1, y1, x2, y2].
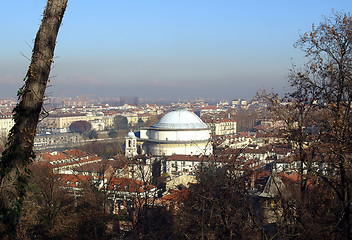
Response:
[1, 1, 351, 100]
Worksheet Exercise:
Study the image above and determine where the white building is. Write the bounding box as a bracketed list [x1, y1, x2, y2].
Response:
[203, 118, 237, 136]
[0, 116, 14, 137]
[34, 132, 83, 147]
[163, 154, 209, 176]
[231, 99, 247, 107]
[90, 119, 105, 131]
[138, 109, 213, 156]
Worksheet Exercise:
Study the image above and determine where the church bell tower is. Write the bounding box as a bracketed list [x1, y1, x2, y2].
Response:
[125, 131, 137, 158]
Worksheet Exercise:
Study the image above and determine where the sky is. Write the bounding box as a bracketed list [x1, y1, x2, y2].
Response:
[1, 1, 351, 101]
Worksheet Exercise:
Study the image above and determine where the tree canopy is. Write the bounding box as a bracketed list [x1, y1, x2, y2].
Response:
[114, 115, 128, 130]
[69, 121, 92, 134]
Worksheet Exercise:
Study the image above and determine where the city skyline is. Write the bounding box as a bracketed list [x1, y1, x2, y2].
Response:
[1, 1, 351, 100]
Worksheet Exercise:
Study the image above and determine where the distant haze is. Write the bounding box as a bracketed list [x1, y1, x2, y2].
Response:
[1, 1, 351, 100]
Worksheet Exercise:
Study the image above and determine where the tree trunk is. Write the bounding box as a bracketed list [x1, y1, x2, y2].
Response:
[0, 0, 68, 237]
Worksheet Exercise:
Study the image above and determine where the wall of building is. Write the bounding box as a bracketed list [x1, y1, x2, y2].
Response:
[144, 141, 212, 156]
[147, 129, 211, 142]
[34, 132, 83, 147]
[164, 159, 200, 175]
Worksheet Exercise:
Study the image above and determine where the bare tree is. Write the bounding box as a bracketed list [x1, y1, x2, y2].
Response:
[175, 163, 260, 240]
[259, 10, 352, 239]
[0, 0, 68, 237]
[17, 162, 76, 239]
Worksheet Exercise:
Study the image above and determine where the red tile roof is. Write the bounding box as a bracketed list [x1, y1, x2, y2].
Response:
[160, 189, 189, 203]
[58, 174, 96, 188]
[64, 149, 89, 158]
[40, 151, 70, 161]
[102, 177, 155, 193]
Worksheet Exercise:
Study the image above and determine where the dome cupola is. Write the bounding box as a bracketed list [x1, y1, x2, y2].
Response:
[152, 109, 208, 130]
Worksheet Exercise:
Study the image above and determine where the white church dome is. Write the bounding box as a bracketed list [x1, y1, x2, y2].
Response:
[152, 109, 208, 129]
[141, 109, 213, 156]
[127, 131, 136, 138]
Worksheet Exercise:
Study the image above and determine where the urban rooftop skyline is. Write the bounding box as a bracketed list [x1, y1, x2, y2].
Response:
[1, 1, 351, 100]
